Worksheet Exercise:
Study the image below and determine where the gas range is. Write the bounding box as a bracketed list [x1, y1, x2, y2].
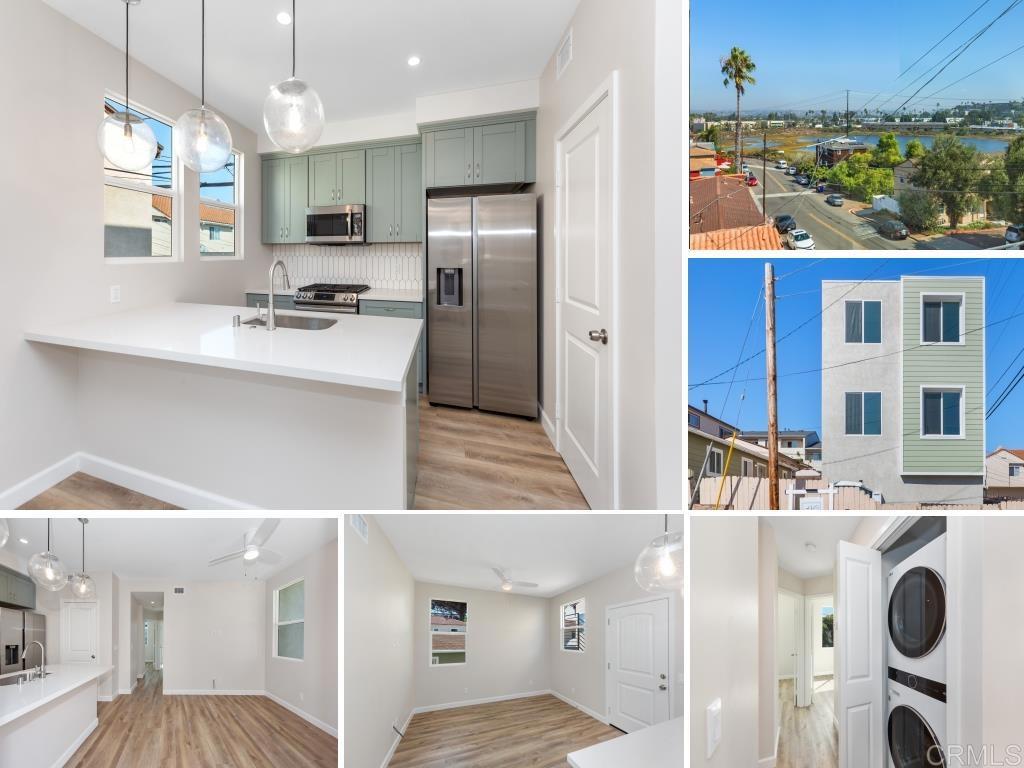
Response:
[293, 283, 371, 313]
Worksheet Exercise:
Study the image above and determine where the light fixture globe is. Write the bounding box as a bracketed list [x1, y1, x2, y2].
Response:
[28, 551, 68, 592]
[263, 77, 324, 153]
[175, 107, 233, 173]
[98, 112, 158, 172]
[69, 573, 97, 600]
[634, 530, 684, 592]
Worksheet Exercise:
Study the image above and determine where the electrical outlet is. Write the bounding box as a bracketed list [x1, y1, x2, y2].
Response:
[110, 285, 121, 303]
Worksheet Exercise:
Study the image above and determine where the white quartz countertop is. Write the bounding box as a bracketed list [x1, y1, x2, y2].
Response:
[245, 287, 424, 302]
[567, 717, 684, 768]
[25, 303, 423, 392]
[246, 286, 296, 296]
[0, 664, 111, 728]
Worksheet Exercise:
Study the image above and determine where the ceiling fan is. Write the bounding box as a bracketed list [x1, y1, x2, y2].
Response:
[492, 567, 538, 592]
[208, 520, 282, 567]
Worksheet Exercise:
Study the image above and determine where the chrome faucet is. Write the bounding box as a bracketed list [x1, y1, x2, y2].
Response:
[267, 259, 291, 331]
[22, 640, 46, 677]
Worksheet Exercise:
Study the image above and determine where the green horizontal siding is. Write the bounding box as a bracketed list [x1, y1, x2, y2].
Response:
[688, 432, 768, 478]
[901, 277, 984, 474]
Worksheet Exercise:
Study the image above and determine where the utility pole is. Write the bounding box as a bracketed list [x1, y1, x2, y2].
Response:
[846, 89, 850, 138]
[762, 131, 767, 222]
[765, 262, 780, 510]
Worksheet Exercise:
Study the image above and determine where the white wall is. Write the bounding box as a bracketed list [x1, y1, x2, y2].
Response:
[414, 582, 549, 709]
[265, 537, 338, 734]
[0, 0, 271, 498]
[344, 515, 415, 768]
[536, 0, 661, 508]
[758, 520, 779, 764]
[777, 591, 798, 679]
[690, 516, 759, 768]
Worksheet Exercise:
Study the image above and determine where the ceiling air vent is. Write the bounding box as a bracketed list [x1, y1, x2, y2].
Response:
[556, 29, 573, 79]
[350, 514, 369, 544]
[173, 587, 185, 595]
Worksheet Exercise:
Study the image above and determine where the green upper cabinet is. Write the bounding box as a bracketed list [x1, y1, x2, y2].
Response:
[309, 149, 365, 207]
[424, 118, 535, 189]
[367, 143, 422, 243]
[262, 156, 308, 244]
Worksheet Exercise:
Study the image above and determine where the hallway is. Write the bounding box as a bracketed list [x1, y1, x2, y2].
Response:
[776, 677, 837, 768]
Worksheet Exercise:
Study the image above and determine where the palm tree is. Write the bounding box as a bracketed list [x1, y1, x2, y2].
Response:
[720, 47, 756, 173]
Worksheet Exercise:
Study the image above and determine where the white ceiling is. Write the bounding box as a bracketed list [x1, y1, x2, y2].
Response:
[374, 514, 682, 598]
[134, 591, 164, 610]
[767, 516, 864, 579]
[2, 517, 337, 581]
[41, 0, 579, 132]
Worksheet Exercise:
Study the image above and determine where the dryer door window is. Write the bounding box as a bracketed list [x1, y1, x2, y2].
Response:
[888, 705, 945, 767]
[888, 566, 946, 658]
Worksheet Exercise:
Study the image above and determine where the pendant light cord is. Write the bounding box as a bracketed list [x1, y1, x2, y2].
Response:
[201, 0, 206, 106]
[124, 1, 130, 119]
[47, 518, 51, 552]
[291, 0, 296, 78]
[81, 520, 86, 572]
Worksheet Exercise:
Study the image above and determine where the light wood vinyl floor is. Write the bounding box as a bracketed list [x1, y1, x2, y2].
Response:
[19, 398, 587, 510]
[389, 694, 622, 768]
[777, 677, 838, 768]
[66, 666, 338, 768]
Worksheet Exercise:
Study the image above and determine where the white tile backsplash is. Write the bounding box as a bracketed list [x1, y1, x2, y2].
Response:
[272, 242, 423, 290]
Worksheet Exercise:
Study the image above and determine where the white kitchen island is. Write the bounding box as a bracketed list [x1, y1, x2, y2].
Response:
[25, 303, 422, 509]
[567, 717, 684, 768]
[0, 664, 112, 768]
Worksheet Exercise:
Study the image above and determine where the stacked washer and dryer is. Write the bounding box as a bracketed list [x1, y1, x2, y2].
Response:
[886, 533, 948, 768]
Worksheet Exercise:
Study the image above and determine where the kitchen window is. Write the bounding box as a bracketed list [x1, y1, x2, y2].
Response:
[561, 598, 585, 652]
[102, 96, 179, 262]
[845, 392, 882, 435]
[273, 578, 304, 661]
[430, 599, 467, 666]
[921, 296, 964, 344]
[845, 300, 882, 343]
[199, 150, 243, 260]
[708, 448, 724, 476]
[922, 388, 964, 438]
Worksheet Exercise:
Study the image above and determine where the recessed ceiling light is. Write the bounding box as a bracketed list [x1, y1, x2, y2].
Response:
[805, 542, 817, 553]
[407, 56, 421, 67]
[18, 538, 29, 545]
[276, 11, 292, 25]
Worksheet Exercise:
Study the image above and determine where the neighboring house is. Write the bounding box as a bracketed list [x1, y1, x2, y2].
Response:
[688, 403, 741, 441]
[740, 430, 822, 471]
[690, 222, 783, 250]
[893, 159, 986, 225]
[689, 175, 775, 252]
[688, 427, 804, 501]
[199, 204, 236, 254]
[689, 144, 719, 178]
[821, 276, 985, 505]
[815, 138, 869, 167]
[985, 448, 1024, 500]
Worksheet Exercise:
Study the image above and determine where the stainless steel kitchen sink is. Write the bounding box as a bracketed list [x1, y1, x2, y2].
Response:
[243, 314, 337, 330]
[0, 671, 54, 685]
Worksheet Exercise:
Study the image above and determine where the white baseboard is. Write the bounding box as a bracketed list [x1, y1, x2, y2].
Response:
[163, 689, 265, 696]
[412, 689, 550, 715]
[549, 690, 609, 725]
[540, 406, 557, 451]
[757, 727, 780, 767]
[380, 709, 414, 768]
[0, 453, 78, 508]
[265, 691, 338, 737]
[53, 717, 98, 768]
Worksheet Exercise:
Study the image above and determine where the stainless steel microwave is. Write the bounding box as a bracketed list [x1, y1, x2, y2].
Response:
[305, 204, 366, 245]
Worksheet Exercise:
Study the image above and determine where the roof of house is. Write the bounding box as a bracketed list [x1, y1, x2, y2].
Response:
[688, 426, 808, 470]
[689, 174, 764, 234]
[430, 616, 466, 627]
[986, 447, 1024, 460]
[689, 222, 783, 250]
[151, 196, 234, 226]
[687, 405, 740, 433]
[741, 430, 821, 449]
[690, 145, 716, 158]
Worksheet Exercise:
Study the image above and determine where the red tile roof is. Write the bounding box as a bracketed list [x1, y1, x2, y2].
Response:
[690, 223, 783, 250]
[689, 174, 764, 234]
[988, 448, 1024, 460]
[150, 196, 234, 226]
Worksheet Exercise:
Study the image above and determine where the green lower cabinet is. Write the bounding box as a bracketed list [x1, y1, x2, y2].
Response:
[245, 293, 296, 310]
[360, 299, 425, 391]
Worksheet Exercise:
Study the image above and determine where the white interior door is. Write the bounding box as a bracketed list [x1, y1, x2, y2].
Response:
[606, 597, 670, 733]
[836, 540, 884, 768]
[557, 85, 614, 509]
[60, 601, 98, 665]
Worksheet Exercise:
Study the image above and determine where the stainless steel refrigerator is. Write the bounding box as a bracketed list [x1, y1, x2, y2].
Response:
[0, 609, 44, 673]
[427, 193, 537, 418]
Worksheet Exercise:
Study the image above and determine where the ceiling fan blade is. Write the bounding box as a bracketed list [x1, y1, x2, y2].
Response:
[251, 519, 280, 548]
[510, 581, 538, 588]
[208, 550, 245, 566]
[255, 549, 283, 565]
[491, 567, 507, 581]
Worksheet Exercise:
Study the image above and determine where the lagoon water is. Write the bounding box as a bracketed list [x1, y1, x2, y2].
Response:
[797, 134, 1010, 154]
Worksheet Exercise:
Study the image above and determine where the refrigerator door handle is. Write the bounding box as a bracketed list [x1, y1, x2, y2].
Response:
[472, 198, 480, 408]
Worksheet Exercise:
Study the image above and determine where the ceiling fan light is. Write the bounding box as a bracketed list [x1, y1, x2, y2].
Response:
[243, 545, 260, 561]
[70, 573, 97, 600]
[501, 582, 512, 592]
[634, 530, 683, 593]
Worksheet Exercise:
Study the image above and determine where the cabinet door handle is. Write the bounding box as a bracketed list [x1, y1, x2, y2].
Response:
[476, 162, 480, 179]
[389, 224, 393, 237]
[467, 162, 472, 181]
[331, 189, 335, 201]
[396, 224, 400, 237]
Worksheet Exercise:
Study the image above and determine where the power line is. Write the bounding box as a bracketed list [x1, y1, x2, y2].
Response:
[920, 42, 1024, 101]
[898, 0, 996, 79]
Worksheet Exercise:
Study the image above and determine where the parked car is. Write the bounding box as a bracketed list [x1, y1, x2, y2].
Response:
[774, 214, 797, 233]
[1006, 224, 1023, 246]
[797, 176, 810, 186]
[746, 175, 758, 186]
[825, 194, 844, 206]
[740, 163, 750, 174]
[776, 160, 789, 170]
[786, 229, 815, 250]
[786, 167, 798, 175]
[880, 219, 909, 239]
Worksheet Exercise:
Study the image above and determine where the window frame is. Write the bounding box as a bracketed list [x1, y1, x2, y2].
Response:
[920, 386, 966, 439]
[272, 577, 304, 662]
[920, 293, 966, 346]
[844, 300, 883, 344]
[559, 597, 586, 654]
[102, 92, 182, 265]
[198, 149, 244, 262]
[755, 463, 766, 478]
[708, 447, 724, 476]
[429, 598, 468, 668]
[1010, 463, 1024, 478]
[688, 412, 700, 428]
[741, 457, 753, 477]
[844, 391, 883, 436]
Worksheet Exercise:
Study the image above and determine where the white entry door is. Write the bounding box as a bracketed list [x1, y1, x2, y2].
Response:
[557, 82, 615, 509]
[61, 601, 98, 664]
[836, 541, 884, 768]
[606, 597, 670, 733]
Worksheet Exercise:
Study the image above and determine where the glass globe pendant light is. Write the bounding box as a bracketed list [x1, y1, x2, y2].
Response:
[175, 0, 233, 173]
[28, 519, 68, 592]
[634, 515, 684, 592]
[69, 518, 97, 600]
[97, 0, 158, 173]
[263, 0, 324, 153]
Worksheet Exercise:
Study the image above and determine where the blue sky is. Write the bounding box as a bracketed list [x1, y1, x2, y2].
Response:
[690, 0, 1024, 113]
[688, 258, 1024, 452]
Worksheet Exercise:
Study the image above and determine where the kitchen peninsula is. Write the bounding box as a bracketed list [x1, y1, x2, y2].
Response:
[25, 302, 421, 509]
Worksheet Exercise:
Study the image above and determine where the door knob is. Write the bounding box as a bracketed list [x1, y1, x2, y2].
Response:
[658, 684, 668, 691]
[588, 329, 608, 344]
[659, 673, 667, 680]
